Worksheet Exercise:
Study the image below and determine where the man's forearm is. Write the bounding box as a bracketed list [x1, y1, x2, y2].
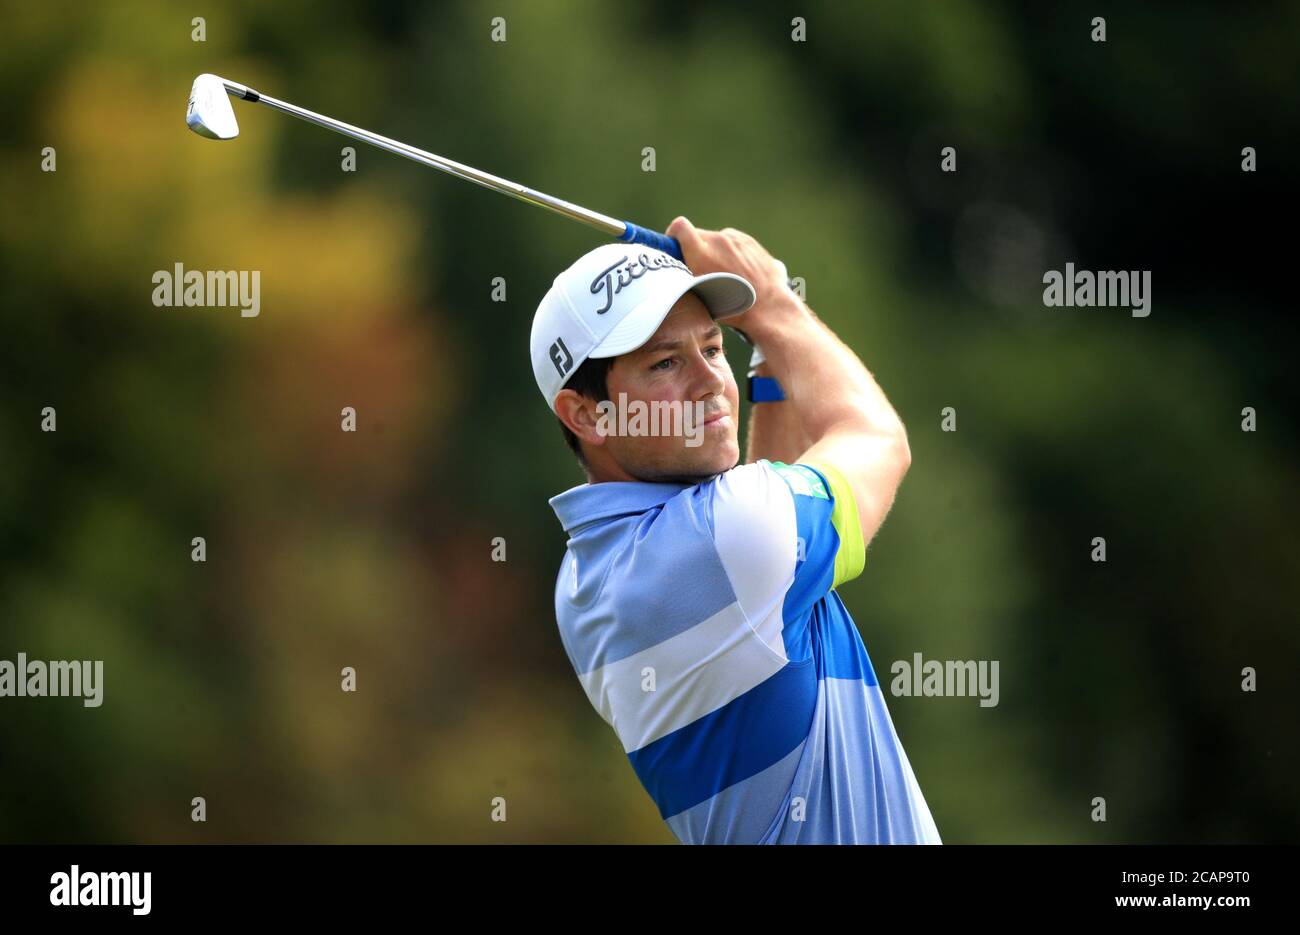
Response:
[744, 361, 813, 463]
[742, 296, 905, 452]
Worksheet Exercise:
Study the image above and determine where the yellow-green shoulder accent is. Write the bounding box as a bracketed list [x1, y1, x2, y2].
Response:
[800, 457, 866, 588]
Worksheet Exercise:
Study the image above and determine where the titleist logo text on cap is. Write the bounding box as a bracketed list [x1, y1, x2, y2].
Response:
[590, 252, 692, 314]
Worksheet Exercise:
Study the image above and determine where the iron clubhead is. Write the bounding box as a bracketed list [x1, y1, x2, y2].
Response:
[187, 74, 239, 140]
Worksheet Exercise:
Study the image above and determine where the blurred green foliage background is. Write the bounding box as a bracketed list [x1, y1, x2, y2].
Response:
[0, 0, 1296, 843]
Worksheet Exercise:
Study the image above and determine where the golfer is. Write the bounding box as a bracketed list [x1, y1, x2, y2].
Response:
[530, 217, 941, 844]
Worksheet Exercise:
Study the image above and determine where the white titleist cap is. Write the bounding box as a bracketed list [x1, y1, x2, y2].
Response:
[530, 243, 756, 411]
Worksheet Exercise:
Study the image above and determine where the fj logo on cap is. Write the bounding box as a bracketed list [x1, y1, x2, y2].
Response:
[549, 336, 574, 378]
[590, 252, 691, 315]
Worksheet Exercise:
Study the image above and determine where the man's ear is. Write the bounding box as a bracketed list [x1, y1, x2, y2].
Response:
[555, 388, 609, 449]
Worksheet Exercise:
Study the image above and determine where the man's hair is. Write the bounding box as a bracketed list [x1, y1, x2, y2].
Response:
[557, 354, 617, 468]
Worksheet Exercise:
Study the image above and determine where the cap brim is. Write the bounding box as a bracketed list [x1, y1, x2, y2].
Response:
[587, 272, 756, 358]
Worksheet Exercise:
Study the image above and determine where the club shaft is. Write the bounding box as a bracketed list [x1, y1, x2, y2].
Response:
[225, 81, 626, 238]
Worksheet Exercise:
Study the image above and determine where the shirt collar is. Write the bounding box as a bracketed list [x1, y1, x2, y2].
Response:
[549, 479, 693, 533]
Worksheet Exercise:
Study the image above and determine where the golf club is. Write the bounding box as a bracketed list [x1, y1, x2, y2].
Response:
[186, 73, 789, 397]
[186, 73, 682, 259]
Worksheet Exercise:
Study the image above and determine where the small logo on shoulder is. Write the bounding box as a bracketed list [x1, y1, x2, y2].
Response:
[772, 462, 829, 500]
[549, 336, 574, 378]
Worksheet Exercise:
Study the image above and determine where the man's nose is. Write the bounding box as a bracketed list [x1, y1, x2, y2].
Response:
[686, 347, 726, 398]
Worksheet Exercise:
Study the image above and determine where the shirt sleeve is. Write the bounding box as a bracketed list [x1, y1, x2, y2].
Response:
[787, 457, 867, 592]
[707, 458, 866, 664]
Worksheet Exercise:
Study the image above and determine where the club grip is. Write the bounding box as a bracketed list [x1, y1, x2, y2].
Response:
[618, 221, 683, 260]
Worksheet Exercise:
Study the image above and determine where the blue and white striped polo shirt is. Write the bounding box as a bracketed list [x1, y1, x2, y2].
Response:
[548, 458, 941, 844]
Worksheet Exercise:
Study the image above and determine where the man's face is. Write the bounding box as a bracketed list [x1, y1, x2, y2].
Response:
[572, 292, 741, 484]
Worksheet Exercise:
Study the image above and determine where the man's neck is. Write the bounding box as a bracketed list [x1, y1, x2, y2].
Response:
[584, 459, 638, 484]
[584, 460, 732, 488]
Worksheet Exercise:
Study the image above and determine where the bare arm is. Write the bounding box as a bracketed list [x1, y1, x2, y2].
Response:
[744, 357, 813, 464]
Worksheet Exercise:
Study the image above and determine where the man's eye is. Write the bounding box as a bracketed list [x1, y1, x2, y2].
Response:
[651, 358, 674, 371]
[706, 345, 724, 357]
